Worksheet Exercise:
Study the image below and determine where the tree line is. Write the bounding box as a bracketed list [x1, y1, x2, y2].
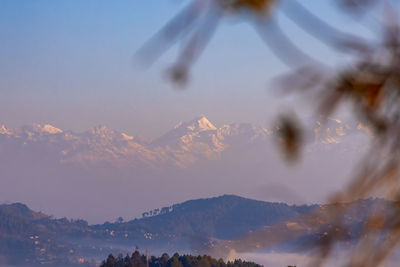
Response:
[100, 250, 264, 267]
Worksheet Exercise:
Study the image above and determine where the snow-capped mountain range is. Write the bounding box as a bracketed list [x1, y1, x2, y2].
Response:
[0, 116, 372, 223]
[0, 116, 370, 168]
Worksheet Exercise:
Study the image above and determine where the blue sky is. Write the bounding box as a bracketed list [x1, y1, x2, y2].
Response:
[0, 0, 387, 137]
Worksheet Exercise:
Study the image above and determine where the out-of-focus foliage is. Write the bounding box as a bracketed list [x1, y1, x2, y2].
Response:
[275, 113, 303, 163]
[137, 0, 400, 266]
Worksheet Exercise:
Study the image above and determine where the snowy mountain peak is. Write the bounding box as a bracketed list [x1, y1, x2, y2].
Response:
[153, 116, 217, 148]
[357, 123, 373, 135]
[174, 122, 183, 129]
[0, 116, 372, 170]
[90, 125, 114, 136]
[42, 124, 63, 134]
[20, 124, 62, 135]
[121, 133, 134, 141]
[170, 116, 216, 135]
[186, 116, 216, 132]
[0, 125, 11, 135]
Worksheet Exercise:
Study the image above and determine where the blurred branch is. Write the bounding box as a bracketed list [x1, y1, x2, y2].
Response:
[136, 0, 400, 265]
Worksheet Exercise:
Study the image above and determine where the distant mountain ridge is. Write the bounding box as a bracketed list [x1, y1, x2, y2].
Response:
[0, 116, 370, 168]
[0, 115, 373, 223]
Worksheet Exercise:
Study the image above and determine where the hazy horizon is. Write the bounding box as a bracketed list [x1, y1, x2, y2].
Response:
[3, 1, 400, 266]
[0, 113, 368, 223]
[0, 0, 370, 138]
[0, 0, 383, 224]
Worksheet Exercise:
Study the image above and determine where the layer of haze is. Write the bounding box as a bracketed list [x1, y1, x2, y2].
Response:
[0, 0, 385, 223]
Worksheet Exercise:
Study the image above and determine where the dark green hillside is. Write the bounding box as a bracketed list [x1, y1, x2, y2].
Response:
[0, 203, 91, 265]
[105, 195, 315, 241]
[0, 196, 391, 265]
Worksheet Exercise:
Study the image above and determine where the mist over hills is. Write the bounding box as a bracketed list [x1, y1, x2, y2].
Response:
[0, 116, 371, 222]
[0, 195, 390, 266]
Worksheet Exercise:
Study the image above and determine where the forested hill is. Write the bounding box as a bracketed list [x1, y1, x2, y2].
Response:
[0, 202, 90, 266]
[0, 195, 316, 265]
[97, 195, 315, 241]
[0, 195, 390, 266]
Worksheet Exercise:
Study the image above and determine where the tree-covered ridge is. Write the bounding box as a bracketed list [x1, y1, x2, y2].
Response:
[100, 250, 263, 267]
[0, 196, 390, 265]
[100, 195, 316, 242]
[0, 196, 313, 265]
[0, 203, 92, 265]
